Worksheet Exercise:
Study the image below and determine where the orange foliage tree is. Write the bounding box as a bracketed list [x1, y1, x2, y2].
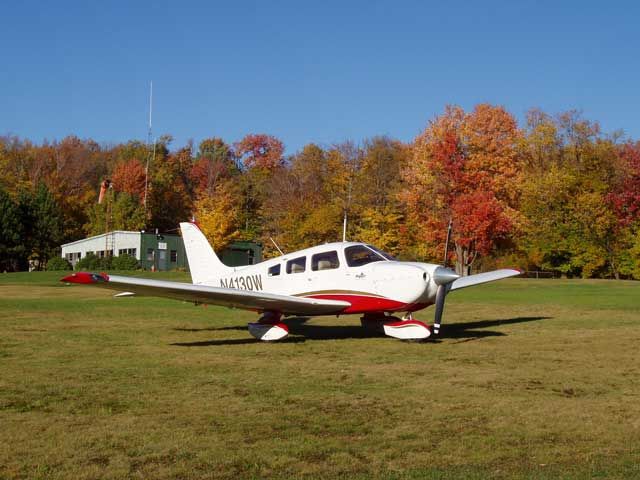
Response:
[111, 159, 146, 201]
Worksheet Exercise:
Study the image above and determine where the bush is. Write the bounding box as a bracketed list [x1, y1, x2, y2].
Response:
[111, 254, 139, 270]
[46, 256, 72, 271]
[75, 253, 111, 271]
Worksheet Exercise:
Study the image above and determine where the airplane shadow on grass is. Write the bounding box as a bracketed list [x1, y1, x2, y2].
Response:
[170, 316, 551, 347]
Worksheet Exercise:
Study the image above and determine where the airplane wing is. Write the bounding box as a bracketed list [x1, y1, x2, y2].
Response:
[449, 269, 521, 291]
[61, 272, 350, 316]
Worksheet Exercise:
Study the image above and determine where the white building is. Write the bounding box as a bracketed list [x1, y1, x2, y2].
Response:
[61, 231, 141, 268]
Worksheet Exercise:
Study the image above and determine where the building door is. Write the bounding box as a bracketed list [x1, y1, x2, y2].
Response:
[158, 249, 167, 271]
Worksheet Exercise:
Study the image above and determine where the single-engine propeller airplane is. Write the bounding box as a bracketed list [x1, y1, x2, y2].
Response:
[62, 222, 520, 341]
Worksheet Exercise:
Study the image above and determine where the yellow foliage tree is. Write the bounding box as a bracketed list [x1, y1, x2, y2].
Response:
[354, 206, 404, 256]
[193, 181, 241, 252]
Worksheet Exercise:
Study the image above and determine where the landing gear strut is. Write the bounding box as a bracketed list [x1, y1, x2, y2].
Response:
[248, 312, 289, 341]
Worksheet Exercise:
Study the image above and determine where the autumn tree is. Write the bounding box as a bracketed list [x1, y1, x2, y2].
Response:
[191, 137, 236, 196]
[350, 137, 409, 255]
[86, 192, 146, 236]
[147, 140, 194, 232]
[401, 105, 521, 274]
[260, 144, 338, 252]
[235, 134, 285, 240]
[193, 180, 242, 252]
[235, 134, 284, 170]
[519, 111, 632, 278]
[112, 158, 146, 201]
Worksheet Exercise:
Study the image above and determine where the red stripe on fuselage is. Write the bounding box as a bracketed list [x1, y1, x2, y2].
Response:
[305, 293, 431, 315]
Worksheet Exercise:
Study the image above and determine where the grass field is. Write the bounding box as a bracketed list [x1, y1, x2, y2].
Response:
[1, 272, 639, 479]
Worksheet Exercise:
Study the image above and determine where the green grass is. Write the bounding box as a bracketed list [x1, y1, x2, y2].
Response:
[1, 273, 639, 479]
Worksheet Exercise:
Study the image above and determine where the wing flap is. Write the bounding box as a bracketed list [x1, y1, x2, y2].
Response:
[449, 269, 521, 291]
[62, 272, 350, 316]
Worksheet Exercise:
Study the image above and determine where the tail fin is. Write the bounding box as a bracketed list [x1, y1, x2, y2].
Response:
[180, 222, 233, 284]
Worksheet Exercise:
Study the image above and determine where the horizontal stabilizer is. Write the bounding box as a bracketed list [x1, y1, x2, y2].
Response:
[449, 269, 520, 291]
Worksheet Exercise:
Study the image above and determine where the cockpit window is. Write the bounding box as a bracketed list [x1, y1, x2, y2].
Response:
[366, 245, 396, 261]
[344, 245, 386, 267]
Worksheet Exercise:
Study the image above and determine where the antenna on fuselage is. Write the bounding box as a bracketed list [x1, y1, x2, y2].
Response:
[342, 211, 347, 242]
[269, 237, 285, 256]
[443, 218, 453, 267]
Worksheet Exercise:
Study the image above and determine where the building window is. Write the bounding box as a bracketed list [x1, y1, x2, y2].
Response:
[118, 248, 137, 257]
[170, 250, 177, 262]
[286, 256, 306, 274]
[147, 248, 154, 261]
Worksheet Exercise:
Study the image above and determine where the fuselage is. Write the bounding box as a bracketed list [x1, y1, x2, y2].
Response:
[199, 242, 442, 315]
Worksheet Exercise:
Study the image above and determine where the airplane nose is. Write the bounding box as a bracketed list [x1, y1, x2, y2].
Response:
[432, 266, 460, 286]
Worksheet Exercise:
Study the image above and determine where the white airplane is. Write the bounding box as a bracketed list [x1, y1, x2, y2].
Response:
[62, 222, 520, 341]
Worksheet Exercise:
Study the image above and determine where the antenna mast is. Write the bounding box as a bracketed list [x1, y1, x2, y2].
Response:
[342, 212, 347, 242]
[443, 218, 453, 267]
[143, 81, 154, 211]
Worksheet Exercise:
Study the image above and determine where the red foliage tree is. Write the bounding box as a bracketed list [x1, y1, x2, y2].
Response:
[608, 142, 640, 227]
[235, 134, 284, 170]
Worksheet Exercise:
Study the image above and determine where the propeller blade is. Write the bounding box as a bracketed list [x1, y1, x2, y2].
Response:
[433, 285, 446, 335]
[432, 267, 459, 335]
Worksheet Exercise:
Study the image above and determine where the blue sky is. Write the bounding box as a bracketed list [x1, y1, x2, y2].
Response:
[1, 1, 639, 154]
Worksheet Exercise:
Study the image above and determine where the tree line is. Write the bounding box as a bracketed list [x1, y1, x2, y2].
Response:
[1, 104, 638, 278]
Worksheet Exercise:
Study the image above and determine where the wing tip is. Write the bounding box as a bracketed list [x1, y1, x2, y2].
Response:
[61, 271, 109, 284]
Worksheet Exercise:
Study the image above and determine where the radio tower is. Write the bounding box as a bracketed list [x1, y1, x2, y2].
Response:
[143, 81, 155, 213]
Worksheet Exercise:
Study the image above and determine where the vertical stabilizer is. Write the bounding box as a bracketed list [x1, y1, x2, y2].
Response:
[180, 222, 233, 284]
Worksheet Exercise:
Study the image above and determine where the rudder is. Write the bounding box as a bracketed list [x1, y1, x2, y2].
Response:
[179, 222, 233, 284]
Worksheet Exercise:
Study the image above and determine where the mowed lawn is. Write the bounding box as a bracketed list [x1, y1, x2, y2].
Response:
[0, 272, 639, 479]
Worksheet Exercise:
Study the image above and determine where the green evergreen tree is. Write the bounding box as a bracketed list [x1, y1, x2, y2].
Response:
[0, 187, 23, 271]
[28, 183, 64, 270]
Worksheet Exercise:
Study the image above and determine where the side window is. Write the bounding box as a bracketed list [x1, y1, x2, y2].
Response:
[312, 251, 340, 271]
[268, 264, 281, 277]
[286, 256, 306, 274]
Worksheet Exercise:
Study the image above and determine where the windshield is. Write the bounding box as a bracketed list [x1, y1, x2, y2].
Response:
[366, 245, 397, 261]
[345, 245, 386, 267]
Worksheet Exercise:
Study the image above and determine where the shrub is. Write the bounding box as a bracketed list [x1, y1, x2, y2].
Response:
[46, 256, 72, 271]
[75, 253, 112, 271]
[111, 254, 139, 270]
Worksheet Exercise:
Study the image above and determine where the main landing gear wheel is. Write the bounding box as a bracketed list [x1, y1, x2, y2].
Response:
[382, 319, 431, 341]
[248, 312, 289, 341]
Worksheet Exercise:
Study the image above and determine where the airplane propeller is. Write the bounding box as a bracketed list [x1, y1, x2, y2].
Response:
[432, 218, 459, 335]
[432, 266, 459, 334]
